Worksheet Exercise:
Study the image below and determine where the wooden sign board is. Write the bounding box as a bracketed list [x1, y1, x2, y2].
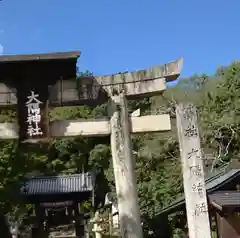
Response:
[17, 83, 49, 142]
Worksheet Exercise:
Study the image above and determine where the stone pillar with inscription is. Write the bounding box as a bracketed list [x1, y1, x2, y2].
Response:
[176, 104, 211, 238]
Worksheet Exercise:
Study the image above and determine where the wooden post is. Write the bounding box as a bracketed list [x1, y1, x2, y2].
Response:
[74, 202, 85, 238]
[108, 93, 143, 238]
[93, 223, 102, 238]
[176, 104, 211, 238]
[108, 207, 113, 237]
[91, 212, 102, 238]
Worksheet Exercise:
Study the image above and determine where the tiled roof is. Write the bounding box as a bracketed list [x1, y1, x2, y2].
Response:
[21, 173, 93, 195]
[209, 191, 240, 210]
[206, 169, 240, 191]
[156, 167, 240, 216]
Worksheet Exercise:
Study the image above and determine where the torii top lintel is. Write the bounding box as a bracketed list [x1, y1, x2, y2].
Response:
[85, 56, 183, 100]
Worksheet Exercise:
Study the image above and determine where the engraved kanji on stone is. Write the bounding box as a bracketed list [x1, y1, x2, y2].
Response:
[187, 148, 201, 160]
[194, 202, 208, 216]
[184, 124, 198, 137]
[192, 182, 204, 197]
[183, 104, 195, 121]
[190, 165, 203, 177]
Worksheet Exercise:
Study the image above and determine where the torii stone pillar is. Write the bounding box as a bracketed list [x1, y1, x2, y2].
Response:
[109, 94, 143, 237]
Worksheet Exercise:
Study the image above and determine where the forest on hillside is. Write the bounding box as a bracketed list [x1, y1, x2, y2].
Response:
[0, 61, 240, 236]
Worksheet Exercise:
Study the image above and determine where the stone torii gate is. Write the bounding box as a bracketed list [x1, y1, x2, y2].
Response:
[0, 52, 183, 238]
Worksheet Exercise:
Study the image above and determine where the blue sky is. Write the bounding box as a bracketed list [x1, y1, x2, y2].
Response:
[0, 0, 240, 83]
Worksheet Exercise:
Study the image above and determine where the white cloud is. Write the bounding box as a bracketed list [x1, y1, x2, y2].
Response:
[0, 44, 3, 55]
